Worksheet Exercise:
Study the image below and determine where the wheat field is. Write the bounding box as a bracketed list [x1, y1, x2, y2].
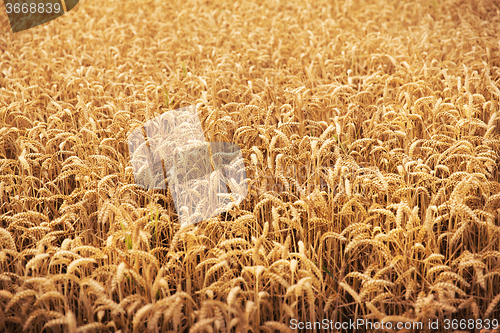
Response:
[0, 0, 499, 332]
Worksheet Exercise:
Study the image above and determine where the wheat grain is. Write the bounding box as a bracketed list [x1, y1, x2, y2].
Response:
[1, 0, 500, 329]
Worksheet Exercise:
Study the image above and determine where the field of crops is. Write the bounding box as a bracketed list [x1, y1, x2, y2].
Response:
[0, 0, 500, 332]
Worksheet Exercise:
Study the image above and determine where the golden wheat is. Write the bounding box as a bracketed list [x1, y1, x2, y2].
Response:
[0, 0, 499, 331]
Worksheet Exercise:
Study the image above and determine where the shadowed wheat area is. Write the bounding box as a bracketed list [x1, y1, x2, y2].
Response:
[0, 0, 500, 332]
